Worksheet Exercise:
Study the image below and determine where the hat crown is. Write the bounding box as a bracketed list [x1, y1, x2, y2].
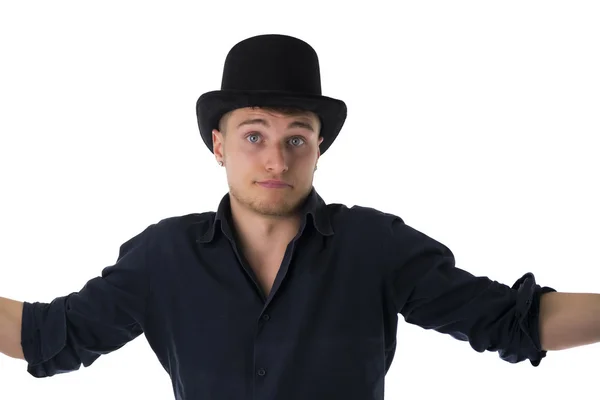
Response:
[221, 34, 322, 95]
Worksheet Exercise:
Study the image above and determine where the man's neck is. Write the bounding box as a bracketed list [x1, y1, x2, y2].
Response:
[229, 200, 302, 254]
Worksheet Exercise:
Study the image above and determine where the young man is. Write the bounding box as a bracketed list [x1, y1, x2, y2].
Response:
[1, 34, 599, 400]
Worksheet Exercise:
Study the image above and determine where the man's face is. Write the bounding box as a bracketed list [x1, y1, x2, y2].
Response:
[212, 107, 323, 218]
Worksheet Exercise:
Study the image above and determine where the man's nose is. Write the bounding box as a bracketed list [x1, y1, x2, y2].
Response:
[264, 143, 288, 173]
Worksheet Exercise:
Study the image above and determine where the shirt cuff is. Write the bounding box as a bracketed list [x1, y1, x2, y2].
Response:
[20, 297, 68, 374]
[510, 272, 557, 366]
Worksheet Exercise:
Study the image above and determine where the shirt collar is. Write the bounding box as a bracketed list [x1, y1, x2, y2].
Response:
[196, 187, 334, 244]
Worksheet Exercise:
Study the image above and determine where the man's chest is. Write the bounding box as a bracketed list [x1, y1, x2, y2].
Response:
[146, 264, 390, 397]
[144, 240, 395, 395]
[244, 250, 286, 298]
[150, 231, 395, 341]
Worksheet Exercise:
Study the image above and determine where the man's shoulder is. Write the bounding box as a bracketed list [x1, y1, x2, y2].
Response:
[161, 211, 217, 232]
[156, 211, 216, 226]
[324, 202, 406, 238]
[135, 212, 217, 243]
[326, 202, 405, 225]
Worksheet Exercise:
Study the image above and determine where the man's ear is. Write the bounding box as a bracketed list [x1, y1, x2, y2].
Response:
[317, 136, 324, 157]
[212, 129, 224, 160]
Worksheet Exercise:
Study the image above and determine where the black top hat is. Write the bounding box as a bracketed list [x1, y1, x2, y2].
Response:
[196, 34, 347, 155]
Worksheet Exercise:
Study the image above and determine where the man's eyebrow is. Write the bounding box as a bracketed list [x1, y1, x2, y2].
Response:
[288, 120, 315, 132]
[236, 118, 315, 132]
[236, 118, 270, 129]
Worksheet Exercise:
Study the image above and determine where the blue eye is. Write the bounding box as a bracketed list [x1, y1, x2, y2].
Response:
[290, 137, 305, 146]
[247, 134, 260, 143]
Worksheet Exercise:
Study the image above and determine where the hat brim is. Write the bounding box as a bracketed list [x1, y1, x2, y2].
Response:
[196, 90, 347, 155]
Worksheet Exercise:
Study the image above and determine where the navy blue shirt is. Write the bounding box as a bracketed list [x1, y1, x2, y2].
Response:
[20, 188, 556, 399]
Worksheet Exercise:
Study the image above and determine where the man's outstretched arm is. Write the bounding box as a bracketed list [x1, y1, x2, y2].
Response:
[1, 222, 156, 378]
[0, 296, 25, 360]
[539, 292, 600, 351]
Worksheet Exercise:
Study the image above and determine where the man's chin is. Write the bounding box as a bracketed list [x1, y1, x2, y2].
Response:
[251, 199, 298, 217]
[230, 185, 307, 217]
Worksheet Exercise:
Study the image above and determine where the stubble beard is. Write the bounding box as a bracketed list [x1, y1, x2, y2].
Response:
[229, 184, 306, 217]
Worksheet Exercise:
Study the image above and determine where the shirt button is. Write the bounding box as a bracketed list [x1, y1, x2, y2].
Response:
[257, 368, 266, 376]
[262, 314, 270, 321]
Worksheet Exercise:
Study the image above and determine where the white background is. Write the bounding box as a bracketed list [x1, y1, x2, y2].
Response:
[1, 1, 599, 399]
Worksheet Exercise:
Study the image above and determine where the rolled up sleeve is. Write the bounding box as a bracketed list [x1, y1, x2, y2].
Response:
[384, 217, 557, 366]
[21, 223, 155, 377]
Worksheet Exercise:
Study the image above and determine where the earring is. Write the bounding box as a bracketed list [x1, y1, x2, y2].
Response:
[218, 161, 224, 166]
[314, 164, 318, 171]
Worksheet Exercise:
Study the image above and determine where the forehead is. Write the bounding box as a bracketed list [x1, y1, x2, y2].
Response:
[229, 107, 318, 122]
